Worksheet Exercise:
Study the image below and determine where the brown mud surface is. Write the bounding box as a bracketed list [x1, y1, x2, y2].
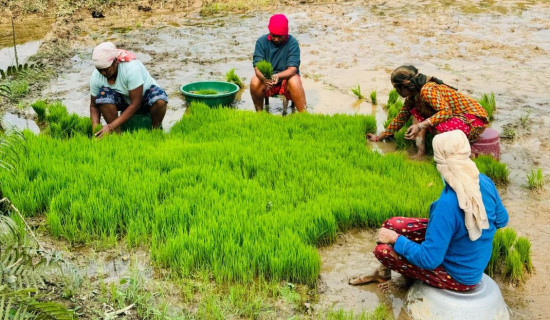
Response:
[1, 0, 550, 318]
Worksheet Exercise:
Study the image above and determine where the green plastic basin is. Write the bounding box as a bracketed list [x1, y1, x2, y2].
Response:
[180, 81, 239, 107]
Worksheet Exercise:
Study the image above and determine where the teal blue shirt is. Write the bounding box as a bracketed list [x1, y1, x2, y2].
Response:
[90, 60, 157, 104]
[394, 174, 509, 285]
[253, 34, 300, 75]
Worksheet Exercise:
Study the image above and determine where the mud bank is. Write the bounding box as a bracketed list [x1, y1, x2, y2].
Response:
[2, 0, 550, 318]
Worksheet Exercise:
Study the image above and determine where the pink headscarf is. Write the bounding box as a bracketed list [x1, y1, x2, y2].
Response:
[268, 14, 288, 36]
[92, 42, 137, 69]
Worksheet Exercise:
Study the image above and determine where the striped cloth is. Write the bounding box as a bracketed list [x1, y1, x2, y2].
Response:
[383, 82, 488, 141]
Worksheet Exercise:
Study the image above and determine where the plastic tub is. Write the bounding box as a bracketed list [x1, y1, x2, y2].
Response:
[405, 273, 509, 320]
[180, 81, 239, 107]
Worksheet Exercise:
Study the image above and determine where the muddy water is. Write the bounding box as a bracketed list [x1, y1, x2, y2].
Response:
[0, 16, 54, 69]
[22, 0, 550, 318]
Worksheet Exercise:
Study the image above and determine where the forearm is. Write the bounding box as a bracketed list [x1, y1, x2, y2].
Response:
[90, 98, 101, 126]
[254, 67, 267, 81]
[111, 104, 139, 129]
[274, 67, 297, 81]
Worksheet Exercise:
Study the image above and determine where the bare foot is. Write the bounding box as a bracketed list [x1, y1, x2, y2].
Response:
[377, 277, 415, 293]
[349, 266, 391, 286]
[410, 149, 426, 160]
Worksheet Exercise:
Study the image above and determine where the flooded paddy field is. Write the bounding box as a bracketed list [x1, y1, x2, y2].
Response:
[1, 0, 550, 318]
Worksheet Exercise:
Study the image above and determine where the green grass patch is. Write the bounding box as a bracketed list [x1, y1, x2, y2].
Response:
[326, 304, 391, 319]
[2, 102, 444, 286]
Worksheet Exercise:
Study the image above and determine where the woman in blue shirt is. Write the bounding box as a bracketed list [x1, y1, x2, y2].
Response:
[350, 130, 508, 291]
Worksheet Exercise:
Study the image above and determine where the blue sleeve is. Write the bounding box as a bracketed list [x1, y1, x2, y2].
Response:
[394, 200, 457, 270]
[252, 37, 265, 67]
[287, 38, 300, 68]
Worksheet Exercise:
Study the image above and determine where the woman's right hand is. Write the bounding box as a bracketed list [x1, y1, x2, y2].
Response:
[366, 133, 381, 142]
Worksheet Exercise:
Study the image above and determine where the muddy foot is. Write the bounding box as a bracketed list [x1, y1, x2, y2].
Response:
[377, 277, 415, 293]
[348, 272, 391, 286]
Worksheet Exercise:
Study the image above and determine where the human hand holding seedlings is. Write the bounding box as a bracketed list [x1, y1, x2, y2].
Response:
[94, 123, 113, 139]
[377, 227, 399, 244]
[366, 133, 384, 142]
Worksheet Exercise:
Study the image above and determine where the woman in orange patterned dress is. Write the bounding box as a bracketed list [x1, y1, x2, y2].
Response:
[367, 65, 488, 157]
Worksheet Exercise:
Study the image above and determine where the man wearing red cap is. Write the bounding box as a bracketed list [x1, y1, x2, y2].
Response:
[250, 14, 306, 112]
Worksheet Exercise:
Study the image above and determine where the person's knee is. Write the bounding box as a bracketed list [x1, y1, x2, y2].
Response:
[250, 75, 264, 95]
[373, 244, 394, 260]
[382, 217, 402, 228]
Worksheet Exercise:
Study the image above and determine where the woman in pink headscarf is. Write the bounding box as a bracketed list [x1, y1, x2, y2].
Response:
[250, 14, 307, 113]
[89, 42, 168, 138]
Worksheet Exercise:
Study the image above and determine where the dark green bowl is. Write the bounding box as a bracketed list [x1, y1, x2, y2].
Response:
[180, 81, 239, 107]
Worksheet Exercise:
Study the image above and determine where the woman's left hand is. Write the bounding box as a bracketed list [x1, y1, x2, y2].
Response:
[405, 124, 420, 140]
[377, 227, 400, 244]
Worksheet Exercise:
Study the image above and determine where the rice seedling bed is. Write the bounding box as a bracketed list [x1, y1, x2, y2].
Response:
[2, 102, 444, 285]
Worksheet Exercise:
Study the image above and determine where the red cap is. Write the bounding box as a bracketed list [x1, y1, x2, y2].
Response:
[268, 14, 288, 36]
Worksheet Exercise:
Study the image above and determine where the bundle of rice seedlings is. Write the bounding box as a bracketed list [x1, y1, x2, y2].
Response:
[31, 100, 47, 123]
[479, 92, 496, 121]
[226, 68, 244, 88]
[191, 89, 219, 95]
[504, 249, 524, 283]
[473, 155, 509, 185]
[514, 237, 533, 273]
[256, 60, 273, 80]
[351, 84, 364, 99]
[370, 90, 377, 104]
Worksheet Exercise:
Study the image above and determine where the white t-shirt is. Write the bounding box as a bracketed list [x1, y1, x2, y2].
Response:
[89, 60, 157, 104]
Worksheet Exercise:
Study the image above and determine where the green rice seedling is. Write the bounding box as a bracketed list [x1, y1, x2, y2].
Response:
[473, 155, 509, 185]
[520, 109, 531, 127]
[370, 90, 377, 104]
[31, 100, 47, 123]
[486, 233, 502, 277]
[527, 167, 544, 190]
[499, 228, 517, 260]
[256, 60, 273, 80]
[7, 80, 29, 100]
[92, 123, 103, 135]
[191, 89, 219, 95]
[225, 68, 244, 88]
[514, 236, 533, 273]
[478, 92, 496, 121]
[501, 126, 516, 140]
[351, 84, 364, 100]
[504, 249, 524, 283]
[1, 101, 444, 286]
[387, 89, 400, 106]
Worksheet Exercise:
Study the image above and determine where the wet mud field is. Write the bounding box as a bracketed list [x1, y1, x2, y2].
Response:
[2, 0, 550, 318]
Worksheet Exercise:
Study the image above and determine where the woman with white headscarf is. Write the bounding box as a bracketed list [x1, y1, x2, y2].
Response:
[350, 130, 508, 291]
[89, 42, 168, 138]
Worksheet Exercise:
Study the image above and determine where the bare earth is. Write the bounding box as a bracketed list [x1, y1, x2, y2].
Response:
[1, 0, 549, 318]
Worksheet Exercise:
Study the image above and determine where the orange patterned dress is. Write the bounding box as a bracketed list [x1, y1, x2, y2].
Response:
[383, 82, 488, 142]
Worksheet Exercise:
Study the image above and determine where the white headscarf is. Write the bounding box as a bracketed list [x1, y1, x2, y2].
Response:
[433, 130, 488, 241]
[92, 42, 136, 69]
